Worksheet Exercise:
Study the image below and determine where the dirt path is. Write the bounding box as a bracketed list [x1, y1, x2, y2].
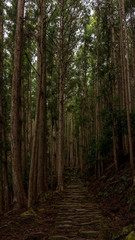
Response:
[49, 176, 108, 240]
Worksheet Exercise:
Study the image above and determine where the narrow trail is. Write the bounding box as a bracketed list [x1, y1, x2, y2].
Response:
[49, 175, 108, 240]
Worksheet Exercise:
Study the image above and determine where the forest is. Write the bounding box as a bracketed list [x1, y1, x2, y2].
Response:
[0, 0, 135, 239]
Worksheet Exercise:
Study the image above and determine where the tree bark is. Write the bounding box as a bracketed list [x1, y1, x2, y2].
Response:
[0, 0, 4, 213]
[122, 0, 132, 112]
[11, 0, 27, 208]
[110, 0, 118, 171]
[57, 0, 65, 191]
[21, 79, 26, 177]
[79, 126, 83, 176]
[28, 0, 48, 206]
[37, 0, 48, 197]
[118, 0, 135, 184]
[96, 0, 101, 177]
[70, 114, 74, 167]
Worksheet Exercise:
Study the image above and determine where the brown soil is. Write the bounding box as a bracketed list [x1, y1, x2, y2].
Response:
[88, 162, 135, 239]
[0, 193, 59, 240]
[1, 165, 135, 240]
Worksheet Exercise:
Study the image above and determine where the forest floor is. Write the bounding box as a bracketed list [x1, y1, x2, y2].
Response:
[88, 162, 135, 239]
[0, 166, 135, 240]
[0, 192, 59, 240]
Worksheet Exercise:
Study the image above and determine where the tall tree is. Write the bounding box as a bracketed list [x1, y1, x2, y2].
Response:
[57, 0, 82, 190]
[28, 0, 47, 207]
[118, 0, 135, 184]
[57, 0, 65, 191]
[11, 0, 27, 208]
[110, 0, 118, 171]
[0, 0, 4, 213]
[37, 0, 48, 196]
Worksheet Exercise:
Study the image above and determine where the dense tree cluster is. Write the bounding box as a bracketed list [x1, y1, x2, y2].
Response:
[0, 0, 135, 211]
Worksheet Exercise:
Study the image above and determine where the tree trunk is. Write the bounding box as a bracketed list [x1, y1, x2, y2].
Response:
[28, 0, 48, 206]
[110, 0, 118, 171]
[11, 0, 27, 208]
[21, 80, 26, 177]
[119, 0, 135, 184]
[28, 30, 41, 208]
[75, 138, 79, 169]
[122, 0, 132, 112]
[0, 0, 4, 213]
[79, 126, 83, 176]
[70, 115, 74, 167]
[96, 0, 101, 177]
[28, 101, 40, 207]
[37, 0, 48, 197]
[66, 115, 70, 167]
[57, 0, 65, 191]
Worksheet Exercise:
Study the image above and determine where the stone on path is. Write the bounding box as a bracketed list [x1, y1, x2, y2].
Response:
[25, 232, 45, 240]
[48, 236, 69, 240]
[49, 174, 107, 239]
[79, 230, 99, 238]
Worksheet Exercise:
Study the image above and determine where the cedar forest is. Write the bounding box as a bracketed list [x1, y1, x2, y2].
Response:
[0, 0, 135, 238]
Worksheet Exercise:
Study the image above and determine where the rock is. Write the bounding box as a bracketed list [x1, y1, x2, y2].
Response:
[126, 231, 135, 240]
[55, 224, 72, 228]
[56, 220, 73, 225]
[74, 239, 85, 240]
[25, 232, 45, 240]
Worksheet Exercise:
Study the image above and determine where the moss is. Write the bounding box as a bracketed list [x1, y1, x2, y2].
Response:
[21, 207, 38, 217]
[122, 225, 134, 235]
[38, 208, 46, 213]
[126, 231, 135, 240]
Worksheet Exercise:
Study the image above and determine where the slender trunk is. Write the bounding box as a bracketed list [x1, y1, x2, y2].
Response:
[122, 0, 132, 112]
[37, 0, 48, 196]
[21, 80, 26, 177]
[112, 124, 118, 171]
[129, 2, 135, 108]
[110, 0, 118, 171]
[119, 0, 135, 183]
[57, 0, 65, 191]
[79, 126, 83, 176]
[53, 124, 57, 174]
[96, 0, 101, 177]
[28, 101, 40, 207]
[70, 115, 74, 167]
[67, 115, 70, 167]
[28, 38, 41, 207]
[3, 129, 10, 211]
[83, 41, 88, 148]
[50, 122, 54, 189]
[117, 0, 126, 157]
[75, 139, 79, 169]
[0, 0, 4, 213]
[11, 0, 27, 208]
[28, 0, 48, 206]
